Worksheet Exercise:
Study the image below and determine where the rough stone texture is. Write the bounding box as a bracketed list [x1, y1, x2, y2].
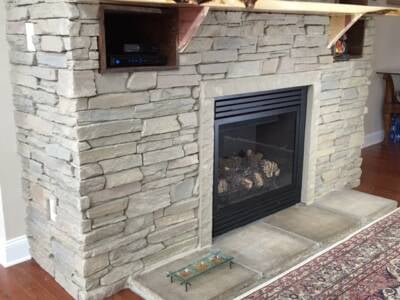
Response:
[41, 36, 65, 52]
[127, 72, 157, 91]
[57, 70, 96, 98]
[143, 146, 184, 165]
[141, 116, 180, 137]
[6, 3, 375, 299]
[99, 154, 142, 174]
[126, 187, 171, 218]
[105, 168, 143, 188]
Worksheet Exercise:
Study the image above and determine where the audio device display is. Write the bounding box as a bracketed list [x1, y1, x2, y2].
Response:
[109, 53, 167, 67]
[109, 43, 167, 68]
[123, 43, 159, 54]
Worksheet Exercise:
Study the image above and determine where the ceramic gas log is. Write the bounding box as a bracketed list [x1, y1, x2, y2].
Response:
[218, 149, 281, 195]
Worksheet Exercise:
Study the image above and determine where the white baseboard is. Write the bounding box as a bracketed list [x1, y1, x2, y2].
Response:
[0, 235, 31, 268]
[363, 130, 385, 148]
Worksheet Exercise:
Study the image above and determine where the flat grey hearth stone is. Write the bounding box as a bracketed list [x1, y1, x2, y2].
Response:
[263, 205, 360, 245]
[314, 190, 397, 225]
[213, 221, 318, 278]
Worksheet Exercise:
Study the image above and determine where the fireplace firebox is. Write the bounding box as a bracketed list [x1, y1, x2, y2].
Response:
[213, 87, 308, 236]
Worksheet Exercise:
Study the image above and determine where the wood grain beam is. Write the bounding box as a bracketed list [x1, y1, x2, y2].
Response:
[100, 0, 400, 16]
[178, 6, 209, 52]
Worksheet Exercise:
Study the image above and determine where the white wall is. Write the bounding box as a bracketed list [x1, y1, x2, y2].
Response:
[364, 15, 400, 145]
[0, 2, 28, 265]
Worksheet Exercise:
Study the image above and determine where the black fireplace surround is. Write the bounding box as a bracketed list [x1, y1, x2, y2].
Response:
[213, 87, 308, 237]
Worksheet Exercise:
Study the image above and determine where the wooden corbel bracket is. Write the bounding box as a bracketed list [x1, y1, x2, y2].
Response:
[178, 6, 210, 52]
[327, 13, 364, 49]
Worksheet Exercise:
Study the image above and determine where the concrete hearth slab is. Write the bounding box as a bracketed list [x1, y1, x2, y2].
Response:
[263, 205, 360, 245]
[130, 250, 259, 300]
[314, 190, 398, 225]
[213, 222, 318, 278]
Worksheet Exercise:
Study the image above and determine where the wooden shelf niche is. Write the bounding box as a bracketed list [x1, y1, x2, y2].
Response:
[331, 0, 367, 61]
[332, 16, 365, 61]
[99, 5, 179, 73]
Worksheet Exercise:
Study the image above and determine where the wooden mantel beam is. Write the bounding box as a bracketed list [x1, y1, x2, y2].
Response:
[102, 0, 400, 16]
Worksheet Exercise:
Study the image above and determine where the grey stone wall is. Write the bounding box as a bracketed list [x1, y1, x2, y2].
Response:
[5, 0, 374, 298]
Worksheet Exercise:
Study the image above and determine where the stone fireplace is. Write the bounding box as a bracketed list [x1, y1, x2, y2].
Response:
[198, 70, 325, 247]
[5, 2, 374, 299]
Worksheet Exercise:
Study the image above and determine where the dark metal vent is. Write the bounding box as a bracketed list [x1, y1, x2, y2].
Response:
[215, 87, 305, 120]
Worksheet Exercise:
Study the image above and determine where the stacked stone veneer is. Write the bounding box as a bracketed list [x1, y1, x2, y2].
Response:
[5, 1, 374, 299]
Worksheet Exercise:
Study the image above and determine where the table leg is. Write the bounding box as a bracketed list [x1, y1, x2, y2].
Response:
[383, 73, 395, 144]
[384, 113, 391, 144]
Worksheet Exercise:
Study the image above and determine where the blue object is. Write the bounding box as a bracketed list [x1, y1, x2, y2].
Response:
[389, 114, 400, 143]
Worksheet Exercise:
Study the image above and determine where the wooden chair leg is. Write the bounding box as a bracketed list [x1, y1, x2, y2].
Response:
[384, 113, 392, 144]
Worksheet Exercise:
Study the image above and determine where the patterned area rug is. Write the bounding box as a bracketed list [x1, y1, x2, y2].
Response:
[244, 209, 400, 300]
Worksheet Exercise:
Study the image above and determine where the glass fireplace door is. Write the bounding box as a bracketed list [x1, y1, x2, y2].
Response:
[215, 110, 298, 210]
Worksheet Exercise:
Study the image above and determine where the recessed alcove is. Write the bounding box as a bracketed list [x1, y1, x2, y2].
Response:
[99, 5, 179, 73]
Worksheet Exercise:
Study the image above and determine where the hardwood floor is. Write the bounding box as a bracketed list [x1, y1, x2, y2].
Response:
[0, 142, 399, 299]
[356, 142, 400, 205]
[0, 260, 141, 299]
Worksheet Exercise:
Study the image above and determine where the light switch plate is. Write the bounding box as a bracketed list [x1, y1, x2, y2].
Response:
[25, 23, 36, 52]
[49, 197, 57, 222]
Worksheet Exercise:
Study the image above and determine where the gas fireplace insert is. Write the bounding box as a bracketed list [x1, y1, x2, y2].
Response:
[213, 87, 308, 236]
